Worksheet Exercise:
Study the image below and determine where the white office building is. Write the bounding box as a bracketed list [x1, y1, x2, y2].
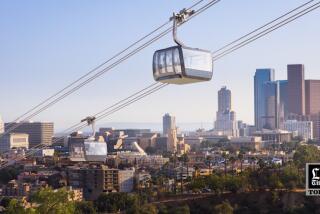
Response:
[284, 120, 313, 141]
[0, 133, 29, 153]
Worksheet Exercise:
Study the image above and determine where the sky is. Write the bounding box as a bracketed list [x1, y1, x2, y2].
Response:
[1, 0, 320, 132]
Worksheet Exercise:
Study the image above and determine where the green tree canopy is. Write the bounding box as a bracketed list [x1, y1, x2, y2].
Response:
[293, 145, 320, 168]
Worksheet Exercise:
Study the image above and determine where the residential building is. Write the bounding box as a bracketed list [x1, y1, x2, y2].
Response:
[254, 68, 275, 130]
[0, 133, 29, 153]
[163, 113, 176, 136]
[287, 64, 305, 115]
[67, 164, 130, 200]
[118, 169, 135, 192]
[4, 122, 54, 148]
[284, 120, 313, 141]
[2, 180, 31, 197]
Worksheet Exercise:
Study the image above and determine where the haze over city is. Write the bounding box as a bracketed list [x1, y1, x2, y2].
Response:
[2, 1, 320, 212]
[1, 0, 320, 130]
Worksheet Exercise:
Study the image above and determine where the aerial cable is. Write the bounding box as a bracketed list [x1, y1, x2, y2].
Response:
[0, 0, 220, 138]
[212, 0, 316, 55]
[212, 1, 320, 61]
[2, 0, 320, 169]
[0, 83, 168, 168]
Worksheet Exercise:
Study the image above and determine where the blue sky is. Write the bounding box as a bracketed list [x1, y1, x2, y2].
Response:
[1, 0, 320, 131]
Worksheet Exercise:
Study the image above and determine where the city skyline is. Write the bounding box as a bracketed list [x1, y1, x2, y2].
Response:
[1, 0, 320, 130]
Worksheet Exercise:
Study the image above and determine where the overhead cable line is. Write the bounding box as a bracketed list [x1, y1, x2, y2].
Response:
[1, 0, 219, 139]
[3, 0, 320, 169]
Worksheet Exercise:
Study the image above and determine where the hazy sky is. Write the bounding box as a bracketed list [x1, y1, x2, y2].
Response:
[1, 0, 320, 131]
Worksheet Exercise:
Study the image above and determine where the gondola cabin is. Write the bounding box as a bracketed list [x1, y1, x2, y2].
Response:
[153, 45, 213, 84]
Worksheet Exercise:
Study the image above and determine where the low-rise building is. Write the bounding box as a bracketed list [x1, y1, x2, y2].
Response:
[284, 120, 313, 141]
[253, 129, 292, 146]
[2, 180, 31, 197]
[229, 137, 262, 151]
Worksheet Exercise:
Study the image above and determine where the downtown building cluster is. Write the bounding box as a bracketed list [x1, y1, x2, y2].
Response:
[254, 64, 320, 141]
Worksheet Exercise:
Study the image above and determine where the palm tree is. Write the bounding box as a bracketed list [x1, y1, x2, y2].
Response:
[183, 154, 190, 180]
[229, 156, 236, 175]
[238, 152, 244, 173]
[206, 156, 213, 173]
[251, 156, 257, 170]
[222, 152, 229, 176]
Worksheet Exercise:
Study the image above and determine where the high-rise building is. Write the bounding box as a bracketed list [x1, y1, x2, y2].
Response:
[214, 86, 239, 137]
[218, 86, 231, 112]
[305, 80, 320, 115]
[167, 128, 178, 152]
[287, 64, 305, 115]
[262, 81, 280, 130]
[279, 80, 289, 120]
[0, 115, 3, 134]
[254, 68, 275, 130]
[163, 113, 176, 136]
[4, 122, 54, 148]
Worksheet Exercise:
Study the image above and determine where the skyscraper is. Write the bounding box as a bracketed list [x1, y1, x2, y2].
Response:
[162, 113, 176, 136]
[218, 86, 231, 112]
[214, 86, 239, 137]
[279, 80, 288, 121]
[305, 80, 320, 115]
[287, 64, 305, 115]
[254, 68, 275, 130]
[4, 122, 54, 148]
[262, 81, 280, 130]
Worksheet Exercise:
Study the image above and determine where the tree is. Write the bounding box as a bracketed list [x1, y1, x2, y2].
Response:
[5, 199, 28, 214]
[170, 205, 190, 214]
[213, 200, 233, 214]
[281, 163, 302, 190]
[75, 201, 96, 214]
[0, 166, 22, 185]
[229, 156, 236, 175]
[0, 197, 12, 208]
[138, 204, 158, 214]
[257, 158, 266, 170]
[29, 187, 75, 214]
[238, 152, 244, 173]
[208, 175, 224, 194]
[94, 192, 139, 213]
[293, 145, 320, 169]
